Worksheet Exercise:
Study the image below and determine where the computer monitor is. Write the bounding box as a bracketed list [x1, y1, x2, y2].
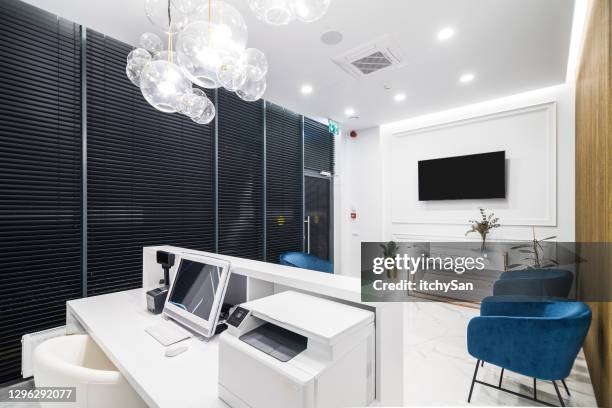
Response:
[163, 253, 231, 338]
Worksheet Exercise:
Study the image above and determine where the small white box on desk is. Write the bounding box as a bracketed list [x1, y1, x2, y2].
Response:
[218, 291, 375, 408]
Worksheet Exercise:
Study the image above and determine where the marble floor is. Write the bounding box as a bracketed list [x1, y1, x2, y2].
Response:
[403, 302, 598, 407]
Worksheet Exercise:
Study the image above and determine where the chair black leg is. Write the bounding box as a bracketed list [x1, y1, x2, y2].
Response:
[553, 381, 565, 407]
[481, 360, 484, 367]
[561, 379, 571, 396]
[498, 368, 505, 387]
[468, 359, 481, 403]
[533, 378, 537, 400]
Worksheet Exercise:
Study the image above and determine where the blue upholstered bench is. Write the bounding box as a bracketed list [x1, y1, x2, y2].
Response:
[493, 269, 574, 298]
[279, 252, 333, 274]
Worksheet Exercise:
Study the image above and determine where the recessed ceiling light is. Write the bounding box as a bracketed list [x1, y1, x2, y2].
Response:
[300, 84, 313, 95]
[437, 27, 455, 41]
[394, 93, 406, 102]
[459, 73, 475, 83]
[344, 107, 355, 116]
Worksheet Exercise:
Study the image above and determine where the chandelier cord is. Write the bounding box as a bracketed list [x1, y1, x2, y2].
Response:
[167, 0, 173, 63]
[167, 0, 172, 27]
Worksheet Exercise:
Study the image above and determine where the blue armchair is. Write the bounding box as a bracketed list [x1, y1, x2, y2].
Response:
[467, 299, 591, 406]
[279, 252, 333, 274]
[493, 269, 574, 298]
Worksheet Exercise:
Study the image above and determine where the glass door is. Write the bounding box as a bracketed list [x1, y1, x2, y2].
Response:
[304, 172, 333, 264]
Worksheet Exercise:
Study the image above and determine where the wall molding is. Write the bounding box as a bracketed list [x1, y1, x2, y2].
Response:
[391, 232, 526, 242]
[392, 102, 557, 139]
[390, 102, 557, 227]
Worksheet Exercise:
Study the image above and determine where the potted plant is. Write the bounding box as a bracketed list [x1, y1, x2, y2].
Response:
[507, 227, 559, 269]
[465, 208, 501, 252]
[380, 241, 399, 279]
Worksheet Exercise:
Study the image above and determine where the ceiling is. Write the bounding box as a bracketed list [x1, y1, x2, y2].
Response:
[22, 0, 575, 129]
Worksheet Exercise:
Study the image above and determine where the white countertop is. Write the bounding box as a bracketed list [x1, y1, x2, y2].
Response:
[67, 289, 228, 408]
[149, 246, 364, 304]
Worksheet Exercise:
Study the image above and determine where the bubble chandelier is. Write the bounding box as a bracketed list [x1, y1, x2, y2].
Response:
[126, 0, 268, 125]
[247, 0, 330, 25]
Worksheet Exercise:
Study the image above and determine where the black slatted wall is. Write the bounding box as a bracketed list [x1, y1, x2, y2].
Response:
[0, 0, 82, 383]
[265, 102, 303, 263]
[86, 30, 215, 296]
[304, 117, 334, 173]
[217, 90, 264, 260]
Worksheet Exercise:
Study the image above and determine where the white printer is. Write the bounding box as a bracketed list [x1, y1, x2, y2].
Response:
[218, 291, 375, 408]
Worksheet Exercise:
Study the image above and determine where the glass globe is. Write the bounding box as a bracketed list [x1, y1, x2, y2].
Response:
[127, 48, 151, 64]
[192, 97, 216, 124]
[154, 50, 197, 82]
[248, 0, 295, 25]
[179, 92, 209, 119]
[217, 55, 246, 91]
[144, 0, 189, 34]
[126, 48, 152, 86]
[191, 88, 207, 98]
[139, 33, 163, 55]
[153, 49, 189, 65]
[188, 1, 248, 53]
[294, 0, 330, 22]
[140, 60, 192, 113]
[236, 66, 266, 102]
[177, 20, 243, 88]
[171, 0, 203, 15]
[240, 48, 267, 81]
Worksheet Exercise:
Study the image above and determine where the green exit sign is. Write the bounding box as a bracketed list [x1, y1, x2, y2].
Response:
[328, 119, 340, 136]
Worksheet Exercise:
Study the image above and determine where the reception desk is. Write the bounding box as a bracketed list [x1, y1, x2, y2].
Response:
[66, 245, 404, 408]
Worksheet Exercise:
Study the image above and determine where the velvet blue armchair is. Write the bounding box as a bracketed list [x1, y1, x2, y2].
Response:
[467, 299, 591, 406]
[493, 269, 574, 298]
[279, 252, 333, 274]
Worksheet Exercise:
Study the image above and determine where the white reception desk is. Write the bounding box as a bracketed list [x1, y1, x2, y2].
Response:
[66, 246, 404, 408]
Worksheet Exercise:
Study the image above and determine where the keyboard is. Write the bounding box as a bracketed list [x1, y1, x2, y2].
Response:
[145, 319, 192, 346]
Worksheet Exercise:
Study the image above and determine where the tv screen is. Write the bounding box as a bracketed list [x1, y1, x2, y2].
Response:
[418, 151, 506, 201]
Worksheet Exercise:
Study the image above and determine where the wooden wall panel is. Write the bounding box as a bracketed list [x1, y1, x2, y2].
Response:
[576, 0, 612, 407]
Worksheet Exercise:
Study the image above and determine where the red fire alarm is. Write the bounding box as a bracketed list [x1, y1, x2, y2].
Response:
[350, 210, 357, 219]
[350, 130, 358, 138]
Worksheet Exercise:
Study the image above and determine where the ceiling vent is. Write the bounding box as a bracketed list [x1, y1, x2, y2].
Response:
[351, 51, 393, 75]
[332, 35, 404, 79]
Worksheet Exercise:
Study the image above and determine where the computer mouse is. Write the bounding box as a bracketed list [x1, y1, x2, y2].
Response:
[165, 344, 189, 357]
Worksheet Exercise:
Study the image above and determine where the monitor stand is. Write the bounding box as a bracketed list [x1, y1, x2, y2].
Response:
[215, 322, 228, 335]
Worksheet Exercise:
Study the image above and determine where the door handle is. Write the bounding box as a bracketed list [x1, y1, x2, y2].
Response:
[304, 216, 311, 254]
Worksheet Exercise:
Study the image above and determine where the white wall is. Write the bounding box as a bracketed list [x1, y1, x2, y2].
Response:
[337, 83, 575, 277]
[336, 127, 386, 276]
[335, 127, 384, 276]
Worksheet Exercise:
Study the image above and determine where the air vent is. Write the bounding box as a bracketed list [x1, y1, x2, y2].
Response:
[351, 51, 393, 75]
[332, 35, 404, 79]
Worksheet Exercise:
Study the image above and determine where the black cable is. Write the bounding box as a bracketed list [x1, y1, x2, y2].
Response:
[167, 0, 172, 26]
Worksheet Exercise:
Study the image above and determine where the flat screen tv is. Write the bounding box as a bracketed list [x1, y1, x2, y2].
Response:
[418, 151, 506, 201]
